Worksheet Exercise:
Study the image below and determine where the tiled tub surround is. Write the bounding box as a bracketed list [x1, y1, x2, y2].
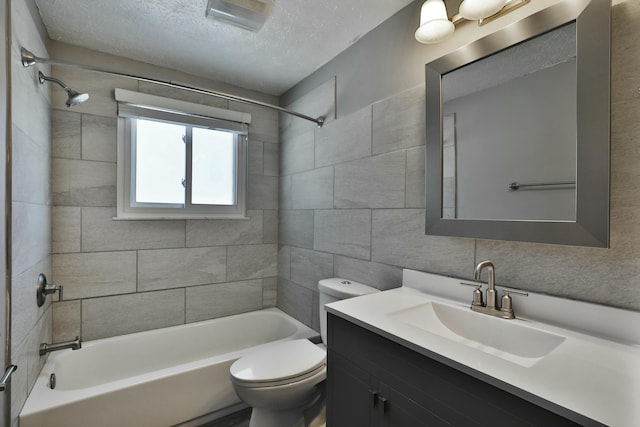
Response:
[277, 0, 640, 330]
[49, 43, 280, 342]
[20, 309, 317, 427]
[10, 0, 53, 424]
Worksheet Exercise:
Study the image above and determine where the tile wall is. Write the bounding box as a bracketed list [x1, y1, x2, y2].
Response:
[10, 0, 52, 423]
[277, 0, 640, 331]
[48, 45, 280, 342]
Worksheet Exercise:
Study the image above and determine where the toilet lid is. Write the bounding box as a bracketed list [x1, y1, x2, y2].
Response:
[230, 339, 326, 384]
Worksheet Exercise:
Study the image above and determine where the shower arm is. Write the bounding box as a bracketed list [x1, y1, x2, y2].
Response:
[21, 47, 325, 128]
[38, 72, 71, 91]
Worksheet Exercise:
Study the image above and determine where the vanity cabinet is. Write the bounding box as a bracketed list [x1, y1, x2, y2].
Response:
[326, 314, 597, 427]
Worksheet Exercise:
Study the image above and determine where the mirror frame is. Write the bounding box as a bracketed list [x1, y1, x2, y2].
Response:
[425, 0, 610, 247]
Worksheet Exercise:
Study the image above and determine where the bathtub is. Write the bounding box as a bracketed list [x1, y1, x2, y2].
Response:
[19, 308, 318, 427]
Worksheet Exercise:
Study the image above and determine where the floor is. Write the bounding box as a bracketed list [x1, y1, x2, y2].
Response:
[198, 408, 251, 427]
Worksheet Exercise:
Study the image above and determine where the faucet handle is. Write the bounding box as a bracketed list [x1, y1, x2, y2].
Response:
[459, 282, 484, 307]
[500, 289, 528, 318]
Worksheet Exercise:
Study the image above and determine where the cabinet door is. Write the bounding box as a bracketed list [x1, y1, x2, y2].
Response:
[327, 351, 374, 427]
[377, 382, 452, 427]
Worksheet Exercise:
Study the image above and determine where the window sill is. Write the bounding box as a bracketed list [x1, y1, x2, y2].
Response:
[113, 214, 250, 221]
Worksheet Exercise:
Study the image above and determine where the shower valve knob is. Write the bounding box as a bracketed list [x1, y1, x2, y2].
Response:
[36, 273, 63, 307]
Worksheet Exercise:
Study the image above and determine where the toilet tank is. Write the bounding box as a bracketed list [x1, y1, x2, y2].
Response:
[318, 278, 379, 344]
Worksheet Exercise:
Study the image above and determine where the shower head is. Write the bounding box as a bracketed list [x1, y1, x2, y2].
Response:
[38, 71, 90, 107]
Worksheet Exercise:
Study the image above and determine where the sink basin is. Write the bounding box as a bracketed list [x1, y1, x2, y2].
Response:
[388, 301, 566, 367]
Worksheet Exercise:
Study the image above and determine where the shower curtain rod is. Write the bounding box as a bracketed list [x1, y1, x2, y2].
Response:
[20, 48, 325, 127]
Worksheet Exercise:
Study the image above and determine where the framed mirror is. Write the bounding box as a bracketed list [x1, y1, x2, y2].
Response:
[425, 0, 610, 247]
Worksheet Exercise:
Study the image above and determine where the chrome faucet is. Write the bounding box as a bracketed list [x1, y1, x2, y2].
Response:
[461, 260, 528, 319]
[39, 336, 82, 356]
[474, 260, 497, 309]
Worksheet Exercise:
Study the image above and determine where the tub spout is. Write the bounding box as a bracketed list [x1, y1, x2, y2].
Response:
[40, 336, 81, 356]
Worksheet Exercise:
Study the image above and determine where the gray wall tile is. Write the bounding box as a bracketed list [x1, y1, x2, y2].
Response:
[248, 140, 264, 175]
[280, 174, 292, 210]
[81, 115, 117, 162]
[281, 77, 336, 142]
[53, 251, 137, 299]
[314, 209, 371, 260]
[138, 247, 227, 291]
[278, 245, 291, 280]
[279, 210, 314, 249]
[611, 0, 640, 103]
[52, 158, 116, 207]
[82, 289, 185, 340]
[290, 247, 334, 291]
[186, 210, 263, 247]
[371, 209, 474, 278]
[406, 146, 426, 208]
[315, 107, 372, 168]
[227, 244, 278, 281]
[25, 308, 52, 392]
[263, 277, 277, 308]
[82, 207, 185, 251]
[277, 278, 313, 327]
[52, 109, 81, 159]
[12, 201, 50, 276]
[334, 151, 405, 208]
[186, 280, 263, 323]
[52, 300, 81, 342]
[333, 255, 403, 291]
[13, 126, 50, 205]
[12, 62, 50, 152]
[264, 142, 279, 176]
[248, 175, 278, 209]
[10, 4, 52, 422]
[372, 84, 425, 155]
[11, 257, 51, 348]
[610, 97, 640, 208]
[292, 167, 334, 209]
[311, 292, 320, 332]
[52, 207, 81, 253]
[263, 210, 278, 243]
[281, 130, 315, 175]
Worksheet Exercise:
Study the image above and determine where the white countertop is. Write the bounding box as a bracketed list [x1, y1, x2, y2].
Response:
[326, 270, 640, 427]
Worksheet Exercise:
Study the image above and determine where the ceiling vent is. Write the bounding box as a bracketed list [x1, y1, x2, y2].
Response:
[206, 0, 275, 32]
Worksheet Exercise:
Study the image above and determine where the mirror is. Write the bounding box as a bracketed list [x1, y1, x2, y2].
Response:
[425, 0, 610, 247]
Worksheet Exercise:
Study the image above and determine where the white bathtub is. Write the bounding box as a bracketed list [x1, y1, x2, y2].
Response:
[19, 308, 318, 427]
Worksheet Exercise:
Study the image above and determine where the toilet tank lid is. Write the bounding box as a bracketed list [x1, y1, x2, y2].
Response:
[318, 278, 379, 298]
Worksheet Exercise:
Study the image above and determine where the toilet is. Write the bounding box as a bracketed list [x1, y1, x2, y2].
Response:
[229, 278, 379, 427]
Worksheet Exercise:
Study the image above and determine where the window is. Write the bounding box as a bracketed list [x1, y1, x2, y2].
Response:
[115, 89, 250, 219]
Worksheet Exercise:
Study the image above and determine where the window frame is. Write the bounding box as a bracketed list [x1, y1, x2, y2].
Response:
[115, 89, 250, 220]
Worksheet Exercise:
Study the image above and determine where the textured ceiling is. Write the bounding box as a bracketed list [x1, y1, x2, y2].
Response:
[34, 0, 415, 95]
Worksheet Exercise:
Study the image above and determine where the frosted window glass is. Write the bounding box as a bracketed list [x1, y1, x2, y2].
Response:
[192, 128, 236, 205]
[135, 119, 186, 204]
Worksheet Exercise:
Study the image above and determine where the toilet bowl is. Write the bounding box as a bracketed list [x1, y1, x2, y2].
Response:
[229, 278, 379, 427]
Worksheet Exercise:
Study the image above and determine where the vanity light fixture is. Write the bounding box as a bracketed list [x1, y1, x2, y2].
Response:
[459, 0, 508, 21]
[415, 0, 455, 44]
[415, 0, 530, 44]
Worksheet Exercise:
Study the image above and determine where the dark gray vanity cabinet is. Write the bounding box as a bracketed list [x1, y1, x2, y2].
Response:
[326, 314, 597, 427]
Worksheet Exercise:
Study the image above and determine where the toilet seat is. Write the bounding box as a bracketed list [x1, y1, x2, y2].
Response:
[230, 339, 326, 388]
